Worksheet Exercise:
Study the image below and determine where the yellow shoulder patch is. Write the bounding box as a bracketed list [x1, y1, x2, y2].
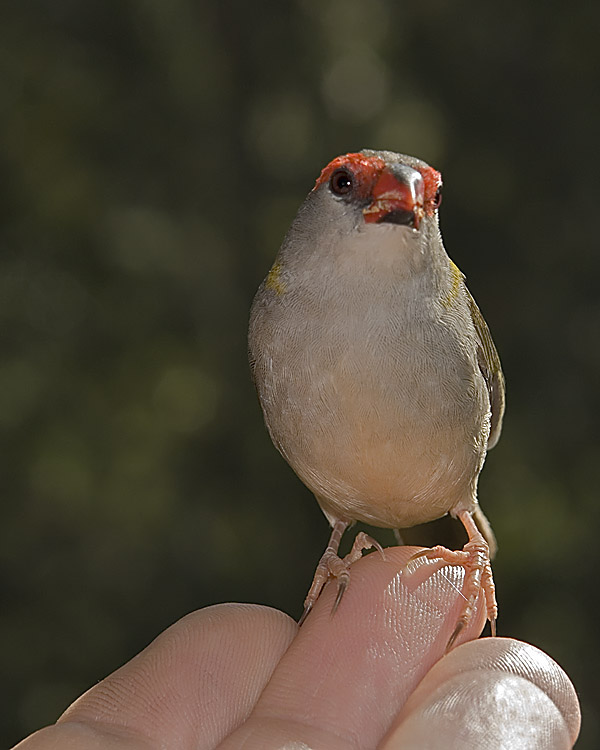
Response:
[265, 261, 286, 295]
[442, 260, 463, 308]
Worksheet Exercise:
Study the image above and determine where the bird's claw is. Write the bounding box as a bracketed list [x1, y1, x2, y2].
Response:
[344, 531, 386, 565]
[403, 512, 498, 650]
[300, 527, 384, 625]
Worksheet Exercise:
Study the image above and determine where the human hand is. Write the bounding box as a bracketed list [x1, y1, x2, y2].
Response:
[13, 547, 580, 749]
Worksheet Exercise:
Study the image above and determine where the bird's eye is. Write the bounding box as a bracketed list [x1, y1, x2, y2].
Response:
[329, 168, 354, 196]
[432, 186, 442, 209]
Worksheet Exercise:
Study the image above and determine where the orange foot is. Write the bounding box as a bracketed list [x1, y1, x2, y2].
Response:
[299, 521, 384, 625]
[407, 509, 497, 650]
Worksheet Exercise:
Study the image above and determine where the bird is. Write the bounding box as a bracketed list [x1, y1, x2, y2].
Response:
[248, 149, 505, 647]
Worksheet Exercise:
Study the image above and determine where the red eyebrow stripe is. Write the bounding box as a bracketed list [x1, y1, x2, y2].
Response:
[416, 165, 442, 206]
[314, 152, 443, 215]
[314, 152, 386, 191]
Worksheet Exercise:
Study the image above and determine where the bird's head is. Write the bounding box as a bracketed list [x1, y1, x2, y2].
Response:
[274, 150, 447, 284]
[313, 150, 442, 232]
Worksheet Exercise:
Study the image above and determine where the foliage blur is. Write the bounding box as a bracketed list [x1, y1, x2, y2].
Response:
[1, 0, 598, 746]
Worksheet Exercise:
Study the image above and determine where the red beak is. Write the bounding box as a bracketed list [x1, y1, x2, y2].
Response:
[363, 167, 425, 229]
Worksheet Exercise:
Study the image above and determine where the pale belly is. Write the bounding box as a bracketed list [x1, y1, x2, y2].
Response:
[250, 255, 492, 530]
[259, 344, 490, 529]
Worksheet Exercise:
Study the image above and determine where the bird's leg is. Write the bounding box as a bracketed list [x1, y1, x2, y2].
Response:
[300, 522, 384, 625]
[300, 520, 347, 625]
[407, 509, 497, 650]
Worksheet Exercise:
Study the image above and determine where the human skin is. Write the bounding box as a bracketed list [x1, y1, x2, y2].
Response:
[13, 547, 580, 750]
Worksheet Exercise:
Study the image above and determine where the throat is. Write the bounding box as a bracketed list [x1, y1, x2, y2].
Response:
[337, 225, 427, 280]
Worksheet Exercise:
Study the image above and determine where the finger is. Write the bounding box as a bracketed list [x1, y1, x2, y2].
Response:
[12, 604, 297, 750]
[380, 637, 581, 749]
[218, 545, 487, 750]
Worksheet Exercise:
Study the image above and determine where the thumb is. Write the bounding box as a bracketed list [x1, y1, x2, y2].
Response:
[380, 637, 581, 749]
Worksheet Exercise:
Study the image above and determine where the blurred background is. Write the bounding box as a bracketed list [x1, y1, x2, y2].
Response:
[1, 0, 598, 746]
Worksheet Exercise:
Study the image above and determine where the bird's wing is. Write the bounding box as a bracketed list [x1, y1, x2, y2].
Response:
[465, 288, 505, 450]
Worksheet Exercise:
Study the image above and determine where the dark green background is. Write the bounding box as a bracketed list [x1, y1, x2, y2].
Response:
[2, 0, 597, 746]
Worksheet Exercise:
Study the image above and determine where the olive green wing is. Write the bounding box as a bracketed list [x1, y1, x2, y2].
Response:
[466, 289, 505, 450]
